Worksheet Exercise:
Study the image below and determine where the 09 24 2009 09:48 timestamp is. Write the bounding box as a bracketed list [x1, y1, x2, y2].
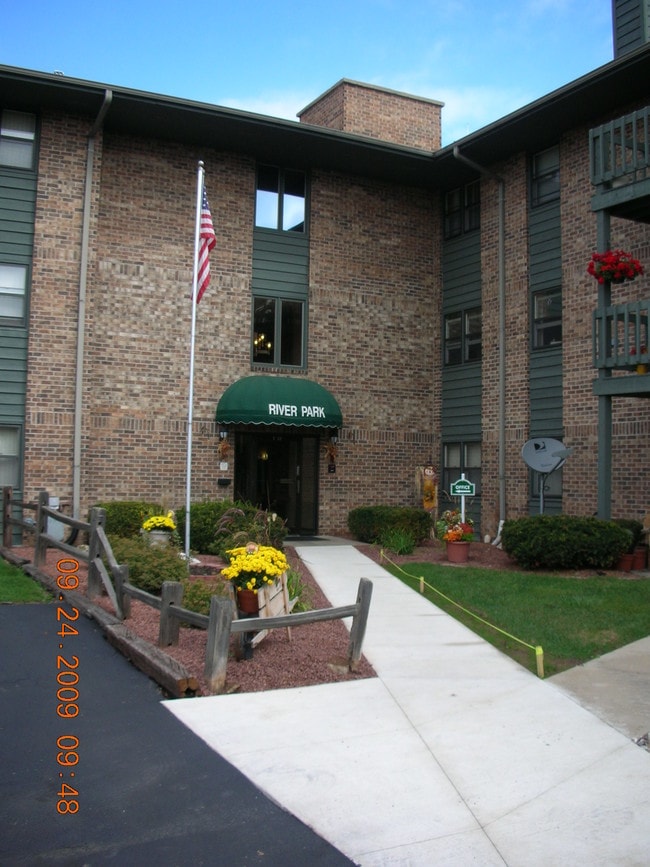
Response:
[54, 557, 81, 814]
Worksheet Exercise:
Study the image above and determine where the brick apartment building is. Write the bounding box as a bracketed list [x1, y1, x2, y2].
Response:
[1, 1, 649, 538]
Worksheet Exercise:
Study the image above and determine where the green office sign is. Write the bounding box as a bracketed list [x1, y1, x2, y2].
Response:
[450, 478, 475, 497]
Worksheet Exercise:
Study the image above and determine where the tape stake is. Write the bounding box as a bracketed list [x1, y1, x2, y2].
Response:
[535, 645, 544, 679]
[419, 576, 424, 594]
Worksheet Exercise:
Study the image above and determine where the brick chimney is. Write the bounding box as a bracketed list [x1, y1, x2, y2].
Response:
[298, 79, 443, 151]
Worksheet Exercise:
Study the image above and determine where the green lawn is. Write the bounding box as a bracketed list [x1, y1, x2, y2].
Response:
[0, 559, 51, 603]
[384, 561, 650, 676]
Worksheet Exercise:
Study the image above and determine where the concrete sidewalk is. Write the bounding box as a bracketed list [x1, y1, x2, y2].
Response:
[165, 544, 650, 866]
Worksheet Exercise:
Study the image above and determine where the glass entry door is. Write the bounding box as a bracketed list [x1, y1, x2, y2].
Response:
[234, 432, 319, 535]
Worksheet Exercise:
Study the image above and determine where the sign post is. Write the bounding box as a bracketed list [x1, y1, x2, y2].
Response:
[449, 473, 476, 522]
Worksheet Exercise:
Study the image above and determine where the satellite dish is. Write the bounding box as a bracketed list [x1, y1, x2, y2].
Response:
[521, 438, 574, 514]
[521, 438, 571, 473]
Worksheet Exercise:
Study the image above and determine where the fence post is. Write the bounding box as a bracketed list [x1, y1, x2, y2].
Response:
[205, 596, 233, 694]
[159, 581, 184, 646]
[347, 577, 373, 670]
[2, 486, 12, 548]
[34, 490, 49, 567]
[114, 564, 131, 620]
[87, 507, 105, 598]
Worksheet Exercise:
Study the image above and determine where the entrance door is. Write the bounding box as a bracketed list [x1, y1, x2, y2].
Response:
[234, 432, 319, 535]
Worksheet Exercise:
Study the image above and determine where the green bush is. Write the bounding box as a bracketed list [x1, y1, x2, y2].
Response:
[500, 515, 630, 570]
[379, 527, 416, 555]
[348, 506, 432, 545]
[611, 518, 644, 552]
[109, 535, 187, 594]
[212, 504, 288, 557]
[175, 500, 237, 554]
[181, 577, 229, 616]
[91, 500, 162, 537]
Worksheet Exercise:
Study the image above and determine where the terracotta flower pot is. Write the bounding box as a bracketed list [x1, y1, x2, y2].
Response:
[617, 553, 634, 572]
[236, 588, 259, 614]
[632, 546, 647, 570]
[446, 541, 470, 563]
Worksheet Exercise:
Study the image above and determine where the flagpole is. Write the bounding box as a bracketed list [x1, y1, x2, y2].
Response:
[185, 160, 205, 562]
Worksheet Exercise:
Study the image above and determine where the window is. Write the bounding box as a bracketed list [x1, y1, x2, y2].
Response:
[444, 308, 482, 365]
[442, 442, 482, 497]
[0, 110, 36, 169]
[0, 426, 20, 488]
[253, 296, 304, 367]
[0, 263, 28, 323]
[255, 165, 306, 232]
[444, 181, 480, 238]
[531, 146, 559, 206]
[532, 288, 562, 348]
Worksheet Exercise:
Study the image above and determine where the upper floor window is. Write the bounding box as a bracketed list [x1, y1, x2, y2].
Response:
[255, 165, 306, 232]
[444, 308, 482, 364]
[253, 296, 304, 367]
[532, 288, 562, 348]
[531, 146, 559, 206]
[0, 263, 27, 324]
[0, 111, 36, 169]
[444, 180, 480, 238]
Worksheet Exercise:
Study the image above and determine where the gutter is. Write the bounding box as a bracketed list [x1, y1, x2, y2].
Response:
[452, 146, 506, 536]
[73, 89, 112, 518]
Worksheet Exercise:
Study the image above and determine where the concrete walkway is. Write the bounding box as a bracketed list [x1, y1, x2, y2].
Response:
[165, 544, 650, 866]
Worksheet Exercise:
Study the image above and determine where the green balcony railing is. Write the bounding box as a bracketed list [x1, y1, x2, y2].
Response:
[590, 106, 650, 187]
[593, 299, 650, 370]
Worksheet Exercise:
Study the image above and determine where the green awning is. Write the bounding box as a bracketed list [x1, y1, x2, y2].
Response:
[216, 376, 343, 428]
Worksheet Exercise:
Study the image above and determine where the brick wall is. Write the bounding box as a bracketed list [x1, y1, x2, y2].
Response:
[299, 80, 443, 151]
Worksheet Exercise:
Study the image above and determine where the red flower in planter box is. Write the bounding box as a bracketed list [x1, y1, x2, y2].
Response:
[587, 250, 644, 284]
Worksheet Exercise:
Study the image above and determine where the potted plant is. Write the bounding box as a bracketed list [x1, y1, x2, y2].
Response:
[435, 509, 474, 563]
[587, 249, 644, 284]
[142, 510, 177, 547]
[221, 542, 289, 612]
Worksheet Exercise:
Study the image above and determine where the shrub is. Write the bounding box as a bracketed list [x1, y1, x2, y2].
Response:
[175, 500, 237, 554]
[348, 506, 432, 545]
[611, 518, 644, 552]
[91, 501, 162, 537]
[212, 504, 288, 557]
[500, 515, 630, 570]
[109, 535, 187, 594]
[181, 577, 229, 616]
[379, 527, 416, 555]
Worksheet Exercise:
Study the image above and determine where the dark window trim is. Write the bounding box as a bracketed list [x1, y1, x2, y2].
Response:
[530, 145, 560, 208]
[444, 180, 480, 239]
[531, 287, 562, 350]
[444, 307, 482, 365]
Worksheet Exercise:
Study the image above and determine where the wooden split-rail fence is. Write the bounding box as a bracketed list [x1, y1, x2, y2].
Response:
[2, 487, 373, 695]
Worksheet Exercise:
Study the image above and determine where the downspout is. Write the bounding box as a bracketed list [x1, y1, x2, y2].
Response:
[452, 146, 506, 538]
[73, 90, 112, 518]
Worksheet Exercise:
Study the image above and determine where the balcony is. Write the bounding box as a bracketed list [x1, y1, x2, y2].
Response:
[589, 106, 650, 222]
[593, 299, 650, 396]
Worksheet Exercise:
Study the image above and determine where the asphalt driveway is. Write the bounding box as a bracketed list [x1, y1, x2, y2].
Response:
[0, 603, 354, 866]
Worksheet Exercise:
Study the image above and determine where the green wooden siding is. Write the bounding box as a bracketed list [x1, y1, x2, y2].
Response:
[613, 0, 649, 57]
[441, 230, 482, 441]
[529, 347, 563, 436]
[528, 203, 562, 288]
[0, 160, 37, 536]
[252, 230, 309, 298]
[0, 172, 36, 259]
[441, 364, 482, 439]
[528, 181, 563, 514]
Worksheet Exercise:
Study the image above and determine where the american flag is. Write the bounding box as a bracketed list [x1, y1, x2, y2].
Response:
[196, 185, 216, 304]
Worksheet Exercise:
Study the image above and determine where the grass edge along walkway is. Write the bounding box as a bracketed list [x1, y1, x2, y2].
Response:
[380, 551, 650, 678]
[380, 551, 545, 677]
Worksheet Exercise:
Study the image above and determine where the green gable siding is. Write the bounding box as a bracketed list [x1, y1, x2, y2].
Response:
[613, 0, 649, 57]
[528, 203, 562, 288]
[441, 231, 481, 309]
[441, 364, 482, 439]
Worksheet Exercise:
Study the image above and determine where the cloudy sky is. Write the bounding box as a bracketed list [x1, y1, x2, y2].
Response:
[1, 0, 615, 145]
